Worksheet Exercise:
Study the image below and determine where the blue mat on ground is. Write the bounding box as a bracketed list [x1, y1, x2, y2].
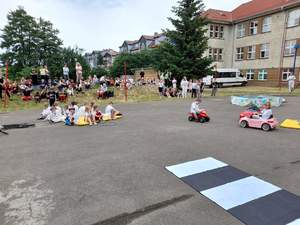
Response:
[166, 157, 300, 225]
[231, 96, 284, 107]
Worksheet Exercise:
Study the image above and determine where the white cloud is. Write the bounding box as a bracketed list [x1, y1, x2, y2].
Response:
[0, 0, 250, 52]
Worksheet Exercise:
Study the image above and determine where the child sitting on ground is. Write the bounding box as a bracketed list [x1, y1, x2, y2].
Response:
[105, 102, 117, 119]
[92, 105, 102, 122]
[84, 106, 94, 125]
[39, 103, 51, 120]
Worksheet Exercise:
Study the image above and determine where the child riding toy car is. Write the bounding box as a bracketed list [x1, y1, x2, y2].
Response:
[188, 98, 210, 123]
[239, 116, 279, 131]
[188, 110, 210, 123]
[239, 102, 278, 131]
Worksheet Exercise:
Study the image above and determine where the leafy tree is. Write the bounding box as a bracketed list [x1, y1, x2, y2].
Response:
[0, 7, 39, 70]
[0, 7, 63, 78]
[91, 67, 109, 77]
[96, 52, 104, 67]
[110, 50, 157, 77]
[158, 0, 212, 79]
[36, 17, 63, 66]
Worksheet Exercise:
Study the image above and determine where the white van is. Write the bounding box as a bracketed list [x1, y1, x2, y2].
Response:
[203, 68, 247, 88]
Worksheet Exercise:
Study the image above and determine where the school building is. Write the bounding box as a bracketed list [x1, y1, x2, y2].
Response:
[204, 0, 300, 86]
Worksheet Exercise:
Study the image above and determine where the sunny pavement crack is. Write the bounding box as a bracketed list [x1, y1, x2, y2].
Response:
[90, 194, 194, 225]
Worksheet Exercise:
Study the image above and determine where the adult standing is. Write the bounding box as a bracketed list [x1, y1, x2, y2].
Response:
[211, 77, 218, 97]
[287, 73, 296, 93]
[75, 62, 83, 84]
[40, 65, 49, 85]
[63, 64, 70, 81]
[191, 79, 198, 98]
[199, 79, 205, 98]
[180, 77, 189, 98]
[31, 69, 38, 88]
[172, 77, 177, 89]
[158, 79, 165, 98]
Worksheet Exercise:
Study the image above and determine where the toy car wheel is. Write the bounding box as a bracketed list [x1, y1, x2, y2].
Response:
[240, 120, 248, 128]
[262, 123, 271, 132]
[188, 116, 194, 122]
[206, 117, 210, 122]
[199, 118, 206, 123]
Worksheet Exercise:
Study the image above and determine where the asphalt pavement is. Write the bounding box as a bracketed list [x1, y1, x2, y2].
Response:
[0, 96, 299, 225]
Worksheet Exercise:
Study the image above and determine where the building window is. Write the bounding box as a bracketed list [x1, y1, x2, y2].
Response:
[250, 21, 258, 35]
[218, 49, 223, 61]
[287, 9, 300, 27]
[284, 40, 296, 56]
[247, 46, 256, 59]
[210, 25, 214, 38]
[237, 24, 245, 38]
[214, 26, 219, 38]
[246, 69, 255, 80]
[220, 26, 224, 39]
[262, 17, 271, 32]
[213, 49, 218, 61]
[236, 47, 244, 60]
[209, 25, 224, 39]
[208, 48, 213, 58]
[282, 69, 292, 81]
[208, 48, 223, 61]
[260, 43, 270, 58]
[258, 69, 268, 80]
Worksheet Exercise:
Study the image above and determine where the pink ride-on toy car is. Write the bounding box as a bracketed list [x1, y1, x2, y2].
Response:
[239, 116, 279, 131]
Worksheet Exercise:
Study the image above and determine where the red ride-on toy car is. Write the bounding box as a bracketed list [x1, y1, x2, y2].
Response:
[188, 110, 210, 123]
[239, 105, 261, 119]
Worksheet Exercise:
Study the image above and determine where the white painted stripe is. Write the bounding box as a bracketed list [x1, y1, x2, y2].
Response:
[166, 157, 228, 178]
[287, 219, 300, 225]
[201, 176, 281, 210]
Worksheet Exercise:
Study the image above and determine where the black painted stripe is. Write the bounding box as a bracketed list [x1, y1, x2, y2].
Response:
[181, 165, 250, 192]
[228, 190, 300, 225]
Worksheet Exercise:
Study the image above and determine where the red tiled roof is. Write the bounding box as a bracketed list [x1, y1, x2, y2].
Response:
[203, 9, 232, 22]
[204, 0, 300, 22]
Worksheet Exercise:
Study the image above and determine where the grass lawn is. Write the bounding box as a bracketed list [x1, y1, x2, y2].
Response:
[0, 85, 299, 113]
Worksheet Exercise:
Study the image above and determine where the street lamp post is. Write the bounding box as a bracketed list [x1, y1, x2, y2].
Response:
[292, 44, 300, 76]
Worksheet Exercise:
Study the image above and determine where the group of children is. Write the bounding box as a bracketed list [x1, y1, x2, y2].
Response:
[190, 98, 273, 120]
[40, 101, 119, 126]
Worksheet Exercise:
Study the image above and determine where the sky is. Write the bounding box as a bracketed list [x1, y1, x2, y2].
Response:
[0, 0, 250, 53]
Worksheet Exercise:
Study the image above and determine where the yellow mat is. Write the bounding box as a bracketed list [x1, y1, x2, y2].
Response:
[280, 119, 300, 129]
[102, 112, 123, 121]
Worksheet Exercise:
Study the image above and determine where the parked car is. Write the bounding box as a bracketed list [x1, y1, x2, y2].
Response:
[203, 68, 247, 88]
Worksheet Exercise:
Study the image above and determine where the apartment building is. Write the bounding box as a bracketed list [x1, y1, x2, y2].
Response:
[204, 0, 300, 86]
[85, 49, 119, 69]
[119, 33, 167, 54]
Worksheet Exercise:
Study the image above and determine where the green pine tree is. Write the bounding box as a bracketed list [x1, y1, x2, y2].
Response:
[159, 0, 212, 79]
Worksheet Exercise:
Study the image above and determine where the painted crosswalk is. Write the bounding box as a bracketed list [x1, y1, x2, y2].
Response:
[166, 157, 300, 225]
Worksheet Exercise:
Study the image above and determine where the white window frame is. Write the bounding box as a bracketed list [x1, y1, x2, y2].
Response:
[258, 69, 268, 80]
[262, 17, 271, 33]
[284, 40, 296, 56]
[247, 46, 256, 59]
[287, 9, 300, 27]
[250, 21, 258, 35]
[246, 69, 255, 80]
[214, 26, 219, 38]
[209, 25, 214, 38]
[236, 47, 244, 60]
[219, 26, 224, 39]
[282, 69, 292, 81]
[213, 48, 218, 61]
[260, 43, 270, 58]
[208, 48, 213, 59]
[237, 24, 245, 38]
[218, 49, 223, 61]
